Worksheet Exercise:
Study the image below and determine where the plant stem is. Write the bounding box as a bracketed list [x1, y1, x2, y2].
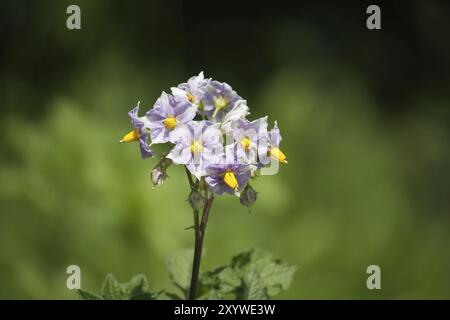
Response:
[188, 193, 214, 300]
[184, 166, 215, 300]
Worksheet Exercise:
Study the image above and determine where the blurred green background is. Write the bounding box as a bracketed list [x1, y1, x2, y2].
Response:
[1, 0, 449, 299]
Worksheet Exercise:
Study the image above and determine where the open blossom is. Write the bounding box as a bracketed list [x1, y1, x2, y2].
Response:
[167, 120, 224, 179]
[120, 102, 154, 158]
[205, 163, 250, 195]
[146, 92, 196, 144]
[259, 121, 288, 165]
[202, 80, 242, 122]
[171, 71, 210, 109]
[232, 116, 268, 165]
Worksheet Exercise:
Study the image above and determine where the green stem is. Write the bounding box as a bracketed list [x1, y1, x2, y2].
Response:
[188, 192, 214, 300]
[184, 167, 215, 300]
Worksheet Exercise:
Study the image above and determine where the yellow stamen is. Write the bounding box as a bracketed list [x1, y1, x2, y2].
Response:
[163, 116, 177, 129]
[223, 171, 238, 190]
[190, 141, 204, 154]
[269, 147, 288, 163]
[187, 92, 195, 104]
[120, 129, 140, 143]
[240, 136, 251, 150]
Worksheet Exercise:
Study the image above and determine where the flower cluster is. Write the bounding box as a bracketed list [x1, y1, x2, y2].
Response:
[120, 72, 287, 206]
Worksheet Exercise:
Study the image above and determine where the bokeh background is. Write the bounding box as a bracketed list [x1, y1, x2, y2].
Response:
[1, 0, 449, 299]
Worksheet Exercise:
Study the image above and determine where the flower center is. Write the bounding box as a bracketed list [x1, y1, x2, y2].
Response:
[190, 141, 204, 154]
[269, 147, 288, 163]
[223, 170, 238, 190]
[240, 136, 251, 150]
[186, 92, 195, 104]
[163, 116, 177, 130]
[120, 129, 140, 143]
[212, 96, 228, 119]
[214, 96, 228, 110]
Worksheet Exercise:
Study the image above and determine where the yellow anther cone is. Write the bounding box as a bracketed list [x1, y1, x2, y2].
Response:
[240, 137, 251, 150]
[270, 147, 288, 163]
[223, 171, 239, 190]
[163, 117, 177, 129]
[120, 129, 140, 143]
[190, 141, 204, 154]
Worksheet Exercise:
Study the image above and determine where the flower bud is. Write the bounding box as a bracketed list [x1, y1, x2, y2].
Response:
[188, 190, 204, 211]
[151, 167, 167, 188]
[240, 184, 257, 209]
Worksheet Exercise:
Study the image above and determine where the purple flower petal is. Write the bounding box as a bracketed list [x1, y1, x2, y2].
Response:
[127, 102, 154, 158]
[175, 102, 197, 123]
[205, 163, 250, 195]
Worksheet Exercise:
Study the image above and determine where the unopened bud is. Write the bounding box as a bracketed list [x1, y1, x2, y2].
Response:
[240, 184, 257, 209]
[151, 167, 167, 188]
[188, 190, 204, 211]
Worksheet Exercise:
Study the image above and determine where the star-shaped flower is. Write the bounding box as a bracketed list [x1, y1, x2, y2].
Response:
[146, 92, 196, 144]
[167, 120, 224, 179]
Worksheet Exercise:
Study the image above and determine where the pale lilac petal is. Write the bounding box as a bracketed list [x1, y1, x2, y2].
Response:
[187, 162, 207, 179]
[270, 121, 282, 146]
[153, 92, 174, 116]
[146, 109, 166, 128]
[236, 170, 251, 190]
[202, 123, 221, 147]
[175, 102, 197, 123]
[167, 144, 192, 164]
[171, 87, 187, 103]
[169, 124, 193, 146]
[139, 138, 154, 159]
[150, 126, 169, 144]
[221, 100, 250, 134]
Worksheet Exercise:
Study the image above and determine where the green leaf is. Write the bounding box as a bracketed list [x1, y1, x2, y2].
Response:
[237, 270, 269, 300]
[259, 259, 297, 296]
[77, 289, 103, 300]
[231, 249, 297, 297]
[76, 273, 160, 300]
[122, 274, 149, 297]
[101, 273, 124, 300]
[199, 266, 240, 297]
[199, 248, 296, 300]
[165, 249, 194, 296]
